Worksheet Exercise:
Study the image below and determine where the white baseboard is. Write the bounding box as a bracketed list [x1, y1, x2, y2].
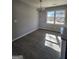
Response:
[39, 28, 60, 32]
[12, 28, 38, 42]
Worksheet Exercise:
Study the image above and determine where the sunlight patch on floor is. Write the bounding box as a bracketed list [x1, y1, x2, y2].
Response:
[45, 33, 61, 52]
[45, 33, 57, 43]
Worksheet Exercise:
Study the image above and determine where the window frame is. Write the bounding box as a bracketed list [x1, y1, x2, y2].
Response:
[46, 9, 66, 25]
[46, 11, 55, 24]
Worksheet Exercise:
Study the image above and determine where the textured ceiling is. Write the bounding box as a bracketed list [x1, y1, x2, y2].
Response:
[20, 0, 67, 8]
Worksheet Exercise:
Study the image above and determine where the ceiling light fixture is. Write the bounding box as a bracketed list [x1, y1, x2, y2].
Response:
[40, 0, 42, 9]
[38, 0, 45, 12]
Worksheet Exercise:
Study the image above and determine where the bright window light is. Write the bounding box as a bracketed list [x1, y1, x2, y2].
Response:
[55, 10, 65, 24]
[46, 10, 65, 25]
[47, 11, 54, 24]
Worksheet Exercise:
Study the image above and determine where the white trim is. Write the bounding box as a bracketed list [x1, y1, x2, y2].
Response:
[12, 28, 38, 42]
[39, 27, 60, 32]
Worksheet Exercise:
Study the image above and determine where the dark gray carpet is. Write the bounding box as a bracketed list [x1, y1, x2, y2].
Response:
[12, 29, 61, 59]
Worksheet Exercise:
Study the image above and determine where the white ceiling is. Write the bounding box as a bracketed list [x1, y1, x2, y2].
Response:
[20, 0, 67, 8]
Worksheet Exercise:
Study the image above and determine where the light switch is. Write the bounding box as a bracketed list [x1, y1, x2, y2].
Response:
[14, 19, 17, 23]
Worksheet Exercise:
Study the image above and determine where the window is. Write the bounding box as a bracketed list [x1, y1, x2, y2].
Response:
[55, 10, 65, 24]
[47, 11, 54, 24]
[47, 10, 65, 25]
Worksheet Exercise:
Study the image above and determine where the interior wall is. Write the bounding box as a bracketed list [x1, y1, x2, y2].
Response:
[12, 0, 39, 40]
[39, 5, 67, 32]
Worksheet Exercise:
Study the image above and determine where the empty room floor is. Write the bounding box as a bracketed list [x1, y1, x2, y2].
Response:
[12, 29, 62, 59]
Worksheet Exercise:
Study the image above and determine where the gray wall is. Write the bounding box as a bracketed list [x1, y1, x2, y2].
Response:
[12, 0, 39, 40]
[39, 5, 67, 32]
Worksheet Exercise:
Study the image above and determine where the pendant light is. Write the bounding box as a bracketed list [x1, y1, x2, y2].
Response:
[39, 0, 45, 12]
